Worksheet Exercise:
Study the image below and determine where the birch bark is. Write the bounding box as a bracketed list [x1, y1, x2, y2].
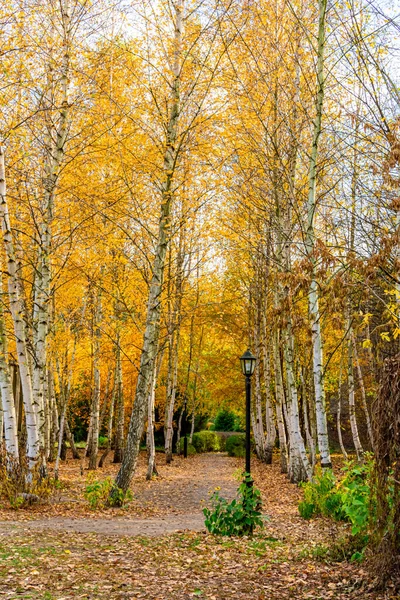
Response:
[0, 147, 39, 471]
[0, 273, 19, 460]
[114, 0, 184, 493]
[347, 324, 364, 462]
[33, 0, 71, 457]
[304, 0, 331, 471]
[113, 333, 125, 463]
[89, 286, 102, 470]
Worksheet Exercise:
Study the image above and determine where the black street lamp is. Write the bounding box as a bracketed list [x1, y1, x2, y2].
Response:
[240, 349, 256, 479]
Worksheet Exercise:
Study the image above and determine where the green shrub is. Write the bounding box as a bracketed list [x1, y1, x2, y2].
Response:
[203, 474, 263, 536]
[298, 469, 336, 520]
[212, 409, 236, 432]
[191, 432, 206, 453]
[217, 436, 226, 452]
[98, 436, 108, 448]
[226, 434, 245, 457]
[298, 459, 375, 559]
[191, 431, 220, 453]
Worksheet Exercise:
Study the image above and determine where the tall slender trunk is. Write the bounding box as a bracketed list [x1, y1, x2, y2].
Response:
[0, 147, 39, 472]
[33, 0, 71, 461]
[146, 364, 158, 480]
[114, 0, 184, 493]
[54, 339, 76, 479]
[113, 334, 125, 463]
[99, 366, 112, 432]
[274, 329, 288, 473]
[347, 324, 364, 462]
[48, 369, 58, 462]
[337, 353, 348, 459]
[283, 321, 312, 482]
[99, 382, 116, 468]
[165, 242, 184, 463]
[0, 271, 19, 460]
[164, 330, 180, 463]
[89, 286, 102, 470]
[262, 312, 276, 463]
[304, 0, 331, 471]
[300, 369, 316, 468]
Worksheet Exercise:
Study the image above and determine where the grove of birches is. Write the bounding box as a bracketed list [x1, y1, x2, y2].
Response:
[0, 0, 399, 588]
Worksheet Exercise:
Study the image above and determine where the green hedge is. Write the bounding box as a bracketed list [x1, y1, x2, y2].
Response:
[226, 434, 245, 457]
[192, 431, 220, 453]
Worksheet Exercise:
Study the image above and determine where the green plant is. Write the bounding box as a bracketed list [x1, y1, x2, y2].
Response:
[226, 434, 245, 457]
[203, 473, 263, 536]
[98, 436, 108, 448]
[212, 409, 236, 432]
[84, 475, 132, 509]
[298, 459, 376, 560]
[298, 469, 336, 520]
[191, 431, 220, 453]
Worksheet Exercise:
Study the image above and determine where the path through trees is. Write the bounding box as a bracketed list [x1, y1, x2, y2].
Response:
[0, 453, 391, 599]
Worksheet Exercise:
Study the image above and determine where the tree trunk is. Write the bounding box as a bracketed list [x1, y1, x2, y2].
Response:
[337, 355, 348, 460]
[262, 316, 276, 464]
[304, 0, 331, 471]
[348, 325, 364, 462]
[146, 364, 159, 480]
[0, 147, 39, 473]
[113, 1, 184, 493]
[88, 286, 102, 470]
[113, 335, 125, 463]
[283, 321, 312, 483]
[33, 0, 71, 465]
[0, 274, 19, 461]
[65, 419, 80, 460]
[99, 382, 116, 468]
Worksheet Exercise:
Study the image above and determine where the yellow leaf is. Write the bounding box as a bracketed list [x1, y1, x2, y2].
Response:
[362, 339, 372, 349]
[380, 332, 390, 342]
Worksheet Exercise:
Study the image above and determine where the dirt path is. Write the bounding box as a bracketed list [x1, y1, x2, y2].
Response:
[0, 453, 238, 536]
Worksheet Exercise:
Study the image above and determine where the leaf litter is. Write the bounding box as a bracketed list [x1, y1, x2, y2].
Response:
[0, 452, 397, 599]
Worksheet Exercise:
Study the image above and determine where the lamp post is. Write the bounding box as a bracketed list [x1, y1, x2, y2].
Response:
[240, 349, 256, 481]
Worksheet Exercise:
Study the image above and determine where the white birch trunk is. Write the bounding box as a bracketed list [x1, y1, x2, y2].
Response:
[337, 356, 348, 460]
[113, 335, 125, 463]
[347, 325, 364, 462]
[304, 0, 331, 471]
[283, 322, 312, 483]
[114, 0, 184, 493]
[146, 365, 158, 480]
[262, 316, 276, 464]
[33, 0, 71, 460]
[0, 147, 39, 471]
[89, 288, 102, 470]
[0, 272, 19, 460]
[274, 329, 288, 473]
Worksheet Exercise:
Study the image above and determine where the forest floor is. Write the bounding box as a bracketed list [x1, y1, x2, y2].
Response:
[0, 452, 397, 599]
